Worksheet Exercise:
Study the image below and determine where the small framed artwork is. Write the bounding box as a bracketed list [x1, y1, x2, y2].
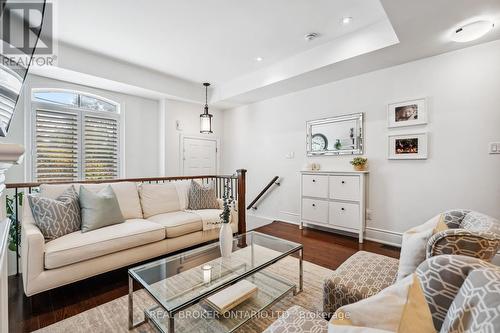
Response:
[388, 133, 428, 160]
[388, 98, 427, 128]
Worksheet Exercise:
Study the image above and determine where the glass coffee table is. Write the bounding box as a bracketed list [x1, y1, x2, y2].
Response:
[128, 231, 303, 333]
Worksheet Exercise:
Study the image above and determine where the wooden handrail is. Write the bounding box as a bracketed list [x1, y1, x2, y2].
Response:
[5, 174, 236, 189]
[247, 176, 280, 210]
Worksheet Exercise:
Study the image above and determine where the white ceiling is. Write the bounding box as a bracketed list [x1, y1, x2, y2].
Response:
[47, 0, 500, 106]
[54, 0, 389, 84]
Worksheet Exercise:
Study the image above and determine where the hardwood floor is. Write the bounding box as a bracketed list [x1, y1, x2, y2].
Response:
[256, 221, 400, 270]
[8, 221, 400, 332]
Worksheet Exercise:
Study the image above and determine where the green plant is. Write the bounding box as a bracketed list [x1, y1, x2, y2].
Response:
[6, 192, 23, 252]
[219, 179, 234, 224]
[350, 157, 368, 166]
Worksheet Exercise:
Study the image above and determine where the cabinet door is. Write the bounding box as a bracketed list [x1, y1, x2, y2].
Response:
[329, 201, 359, 229]
[302, 198, 328, 224]
[302, 175, 328, 198]
[329, 176, 360, 202]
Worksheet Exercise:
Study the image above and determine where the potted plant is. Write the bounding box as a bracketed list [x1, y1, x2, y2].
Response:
[219, 179, 234, 257]
[350, 157, 368, 171]
[6, 192, 23, 275]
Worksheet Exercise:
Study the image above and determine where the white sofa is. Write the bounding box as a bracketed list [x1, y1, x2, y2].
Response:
[21, 180, 238, 296]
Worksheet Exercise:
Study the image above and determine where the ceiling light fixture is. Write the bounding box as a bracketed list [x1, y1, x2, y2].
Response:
[304, 32, 320, 41]
[255, 57, 263, 62]
[342, 17, 353, 25]
[451, 20, 494, 42]
[200, 82, 213, 134]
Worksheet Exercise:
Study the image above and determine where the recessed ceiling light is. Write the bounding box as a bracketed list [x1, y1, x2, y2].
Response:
[304, 32, 320, 41]
[255, 57, 263, 62]
[451, 20, 494, 42]
[342, 17, 353, 25]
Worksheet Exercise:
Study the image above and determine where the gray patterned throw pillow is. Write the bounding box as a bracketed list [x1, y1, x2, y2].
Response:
[441, 267, 500, 332]
[187, 180, 219, 210]
[28, 186, 81, 241]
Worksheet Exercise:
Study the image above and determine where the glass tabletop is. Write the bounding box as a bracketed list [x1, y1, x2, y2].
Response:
[128, 231, 302, 314]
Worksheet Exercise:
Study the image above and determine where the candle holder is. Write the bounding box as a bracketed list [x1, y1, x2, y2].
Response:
[202, 264, 212, 284]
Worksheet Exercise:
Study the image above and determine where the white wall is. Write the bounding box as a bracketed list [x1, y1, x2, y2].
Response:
[222, 40, 500, 245]
[0, 74, 161, 182]
[162, 99, 224, 176]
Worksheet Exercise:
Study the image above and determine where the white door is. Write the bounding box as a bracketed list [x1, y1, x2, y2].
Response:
[182, 137, 218, 175]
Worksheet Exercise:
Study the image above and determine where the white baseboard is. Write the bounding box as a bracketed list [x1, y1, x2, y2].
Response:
[246, 214, 274, 230]
[365, 227, 402, 248]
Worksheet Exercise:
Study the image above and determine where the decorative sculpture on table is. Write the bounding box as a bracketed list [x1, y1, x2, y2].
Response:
[219, 179, 234, 257]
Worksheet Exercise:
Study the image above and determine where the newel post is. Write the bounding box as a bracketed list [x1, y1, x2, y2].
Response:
[236, 169, 246, 235]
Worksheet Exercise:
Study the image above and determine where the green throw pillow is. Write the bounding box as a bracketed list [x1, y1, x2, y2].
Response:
[79, 185, 124, 232]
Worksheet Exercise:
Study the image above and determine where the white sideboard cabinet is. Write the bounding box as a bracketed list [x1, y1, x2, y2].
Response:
[300, 171, 368, 243]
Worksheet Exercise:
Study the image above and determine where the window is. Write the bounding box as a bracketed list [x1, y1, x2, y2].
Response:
[32, 90, 120, 182]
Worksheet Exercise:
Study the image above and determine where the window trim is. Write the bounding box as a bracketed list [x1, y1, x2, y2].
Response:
[31, 88, 121, 114]
[30, 88, 122, 182]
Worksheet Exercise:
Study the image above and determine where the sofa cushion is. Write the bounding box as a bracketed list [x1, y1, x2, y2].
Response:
[40, 182, 143, 220]
[147, 211, 203, 238]
[174, 180, 191, 210]
[139, 183, 181, 218]
[44, 219, 165, 269]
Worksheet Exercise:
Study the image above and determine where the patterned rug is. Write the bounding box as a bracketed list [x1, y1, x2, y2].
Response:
[34, 257, 333, 333]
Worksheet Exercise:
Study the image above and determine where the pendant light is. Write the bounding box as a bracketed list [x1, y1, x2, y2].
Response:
[200, 82, 213, 133]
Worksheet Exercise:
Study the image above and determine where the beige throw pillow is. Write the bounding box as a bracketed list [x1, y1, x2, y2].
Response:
[397, 214, 444, 280]
[330, 273, 435, 333]
[398, 275, 436, 333]
[138, 183, 181, 218]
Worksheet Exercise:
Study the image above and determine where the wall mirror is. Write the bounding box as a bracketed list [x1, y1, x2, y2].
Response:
[306, 113, 364, 156]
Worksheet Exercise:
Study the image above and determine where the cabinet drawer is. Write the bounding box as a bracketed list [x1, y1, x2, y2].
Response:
[302, 198, 328, 224]
[329, 202, 359, 229]
[302, 175, 328, 198]
[329, 176, 360, 201]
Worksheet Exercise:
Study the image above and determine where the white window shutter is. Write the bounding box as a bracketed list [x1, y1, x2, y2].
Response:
[34, 109, 79, 182]
[83, 115, 119, 180]
[0, 94, 15, 135]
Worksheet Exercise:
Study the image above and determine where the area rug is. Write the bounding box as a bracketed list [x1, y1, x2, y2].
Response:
[34, 257, 332, 333]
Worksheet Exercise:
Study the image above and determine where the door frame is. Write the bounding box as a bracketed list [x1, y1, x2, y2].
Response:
[179, 134, 221, 176]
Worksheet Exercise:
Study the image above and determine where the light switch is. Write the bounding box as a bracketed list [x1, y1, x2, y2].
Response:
[489, 142, 500, 154]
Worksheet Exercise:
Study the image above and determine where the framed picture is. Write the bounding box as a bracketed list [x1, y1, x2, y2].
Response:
[388, 133, 428, 160]
[388, 98, 427, 128]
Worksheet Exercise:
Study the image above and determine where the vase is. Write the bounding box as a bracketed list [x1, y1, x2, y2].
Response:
[354, 164, 366, 171]
[219, 223, 233, 258]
